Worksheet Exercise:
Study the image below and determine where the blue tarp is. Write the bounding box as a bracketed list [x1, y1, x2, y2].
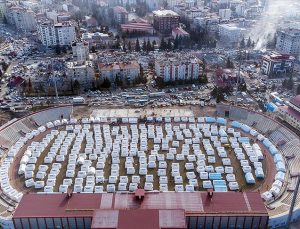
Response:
[209, 173, 222, 180]
[274, 154, 284, 163]
[265, 102, 278, 112]
[275, 171, 285, 182]
[269, 145, 279, 155]
[206, 117, 216, 123]
[241, 124, 251, 133]
[231, 121, 241, 128]
[263, 138, 272, 148]
[213, 180, 227, 192]
[276, 162, 286, 172]
[216, 117, 227, 125]
[238, 137, 250, 143]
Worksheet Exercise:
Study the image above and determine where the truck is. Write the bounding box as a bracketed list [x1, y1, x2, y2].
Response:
[72, 97, 85, 104]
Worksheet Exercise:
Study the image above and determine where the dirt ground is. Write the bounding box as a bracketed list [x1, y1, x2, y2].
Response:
[10, 120, 275, 193]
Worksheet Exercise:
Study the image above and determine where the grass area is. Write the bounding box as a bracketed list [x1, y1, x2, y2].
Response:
[14, 123, 269, 193]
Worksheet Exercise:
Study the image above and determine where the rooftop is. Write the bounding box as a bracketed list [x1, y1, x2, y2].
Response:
[14, 192, 268, 219]
[290, 95, 300, 109]
[91, 209, 186, 229]
[153, 9, 179, 17]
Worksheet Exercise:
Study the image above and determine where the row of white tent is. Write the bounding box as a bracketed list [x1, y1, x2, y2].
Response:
[231, 121, 285, 202]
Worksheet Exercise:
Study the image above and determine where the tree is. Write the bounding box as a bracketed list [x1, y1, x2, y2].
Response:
[167, 38, 172, 50]
[160, 37, 166, 50]
[226, 57, 234, 69]
[240, 37, 245, 49]
[115, 74, 123, 87]
[152, 40, 157, 49]
[73, 80, 80, 94]
[3, 15, 8, 24]
[135, 39, 141, 52]
[126, 2, 130, 12]
[91, 46, 96, 53]
[174, 35, 179, 49]
[123, 44, 126, 52]
[55, 45, 61, 55]
[101, 78, 111, 88]
[247, 37, 252, 48]
[142, 39, 147, 51]
[27, 78, 33, 94]
[61, 46, 67, 53]
[128, 41, 132, 51]
[146, 39, 152, 52]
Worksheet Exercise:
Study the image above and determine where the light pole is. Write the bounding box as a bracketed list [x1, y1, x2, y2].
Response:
[286, 175, 300, 229]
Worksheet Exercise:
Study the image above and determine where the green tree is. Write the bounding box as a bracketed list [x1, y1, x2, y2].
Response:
[55, 45, 61, 55]
[91, 46, 96, 53]
[167, 38, 172, 50]
[101, 78, 111, 88]
[152, 40, 157, 49]
[135, 39, 141, 52]
[240, 37, 245, 49]
[146, 39, 152, 52]
[142, 39, 147, 51]
[226, 57, 234, 68]
[128, 41, 132, 51]
[160, 37, 166, 50]
[126, 2, 130, 12]
[247, 37, 252, 48]
[174, 35, 179, 49]
[73, 80, 80, 94]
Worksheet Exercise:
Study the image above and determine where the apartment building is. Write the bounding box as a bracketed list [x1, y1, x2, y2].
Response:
[66, 61, 95, 88]
[113, 6, 128, 24]
[37, 21, 76, 46]
[155, 53, 202, 82]
[261, 52, 295, 76]
[97, 61, 140, 82]
[276, 29, 300, 56]
[153, 10, 180, 35]
[6, 6, 36, 31]
[72, 42, 89, 61]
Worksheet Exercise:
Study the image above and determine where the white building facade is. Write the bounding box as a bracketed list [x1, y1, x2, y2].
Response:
[276, 29, 300, 57]
[155, 54, 202, 82]
[72, 42, 89, 61]
[6, 7, 36, 31]
[66, 61, 95, 88]
[218, 24, 245, 46]
[38, 21, 76, 47]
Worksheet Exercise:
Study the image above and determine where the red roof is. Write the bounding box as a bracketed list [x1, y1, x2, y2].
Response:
[280, 105, 300, 121]
[91, 209, 186, 229]
[14, 192, 268, 219]
[13, 193, 101, 218]
[290, 95, 300, 109]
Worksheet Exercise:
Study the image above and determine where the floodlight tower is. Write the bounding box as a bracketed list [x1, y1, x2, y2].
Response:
[286, 175, 300, 229]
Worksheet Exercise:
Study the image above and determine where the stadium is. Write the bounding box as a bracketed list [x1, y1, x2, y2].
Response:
[0, 104, 299, 228]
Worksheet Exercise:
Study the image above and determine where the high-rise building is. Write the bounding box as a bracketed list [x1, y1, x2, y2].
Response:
[153, 10, 180, 35]
[37, 21, 76, 46]
[155, 53, 202, 82]
[6, 6, 36, 31]
[276, 29, 300, 56]
[113, 6, 128, 24]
